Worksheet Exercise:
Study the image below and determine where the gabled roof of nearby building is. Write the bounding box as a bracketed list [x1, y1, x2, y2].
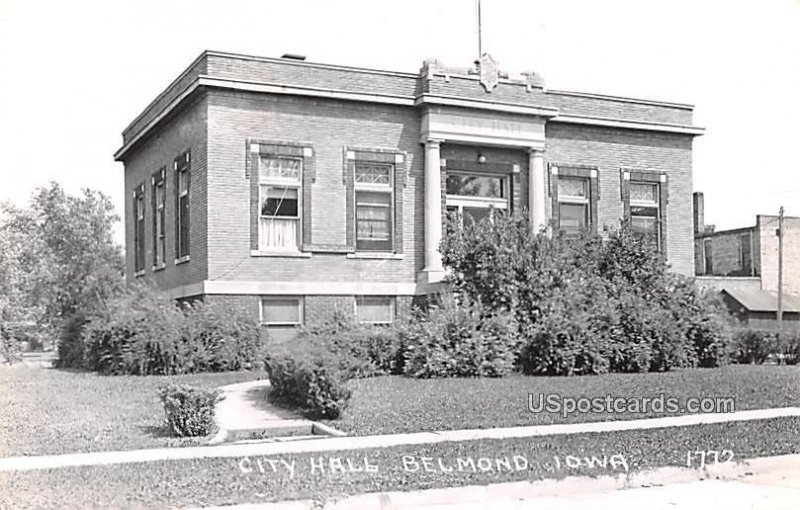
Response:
[721, 287, 800, 313]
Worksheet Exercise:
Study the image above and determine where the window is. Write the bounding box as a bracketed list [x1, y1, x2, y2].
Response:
[740, 233, 752, 275]
[175, 151, 190, 260]
[133, 184, 145, 273]
[445, 171, 508, 226]
[355, 163, 393, 251]
[557, 177, 589, 236]
[356, 296, 394, 324]
[261, 296, 303, 342]
[630, 182, 661, 248]
[704, 239, 713, 275]
[152, 168, 166, 268]
[259, 157, 302, 251]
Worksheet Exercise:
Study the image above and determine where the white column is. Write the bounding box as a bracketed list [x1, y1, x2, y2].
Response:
[423, 139, 445, 277]
[528, 147, 547, 231]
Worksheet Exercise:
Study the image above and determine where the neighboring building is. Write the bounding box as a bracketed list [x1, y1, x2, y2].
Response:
[693, 192, 800, 329]
[720, 288, 800, 330]
[693, 194, 800, 296]
[115, 50, 703, 337]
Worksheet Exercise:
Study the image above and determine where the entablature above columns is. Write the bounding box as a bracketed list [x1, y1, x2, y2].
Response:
[420, 104, 549, 149]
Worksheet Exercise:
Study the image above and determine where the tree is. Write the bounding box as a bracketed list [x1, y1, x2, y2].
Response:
[0, 182, 124, 353]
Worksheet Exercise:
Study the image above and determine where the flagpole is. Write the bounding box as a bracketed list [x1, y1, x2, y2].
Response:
[477, 0, 483, 60]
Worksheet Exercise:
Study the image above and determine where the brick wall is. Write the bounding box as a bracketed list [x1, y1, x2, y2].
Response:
[545, 123, 695, 275]
[693, 228, 756, 277]
[123, 95, 208, 287]
[205, 90, 423, 283]
[758, 216, 800, 295]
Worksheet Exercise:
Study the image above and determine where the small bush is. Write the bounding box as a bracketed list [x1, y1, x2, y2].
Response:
[288, 310, 408, 378]
[778, 329, 800, 365]
[158, 384, 221, 437]
[55, 313, 88, 369]
[732, 328, 778, 364]
[267, 349, 352, 419]
[402, 293, 518, 378]
[0, 332, 21, 364]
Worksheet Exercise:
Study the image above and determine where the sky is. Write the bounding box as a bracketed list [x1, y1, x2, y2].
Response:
[0, 0, 798, 244]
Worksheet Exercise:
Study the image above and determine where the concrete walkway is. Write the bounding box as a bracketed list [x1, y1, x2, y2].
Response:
[2, 406, 799, 472]
[191, 454, 800, 509]
[209, 380, 314, 444]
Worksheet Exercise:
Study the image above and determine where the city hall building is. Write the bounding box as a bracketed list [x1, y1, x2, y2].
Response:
[115, 50, 703, 336]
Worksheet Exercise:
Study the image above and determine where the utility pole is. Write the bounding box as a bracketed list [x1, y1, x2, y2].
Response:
[777, 206, 784, 334]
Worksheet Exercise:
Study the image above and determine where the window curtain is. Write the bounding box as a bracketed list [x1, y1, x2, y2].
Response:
[259, 218, 297, 249]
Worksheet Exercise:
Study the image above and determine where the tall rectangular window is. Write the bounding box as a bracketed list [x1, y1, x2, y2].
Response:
[630, 182, 661, 248]
[557, 177, 590, 236]
[133, 184, 145, 274]
[175, 151, 190, 260]
[259, 157, 302, 251]
[704, 239, 713, 275]
[152, 168, 166, 268]
[355, 162, 393, 251]
[740, 233, 752, 275]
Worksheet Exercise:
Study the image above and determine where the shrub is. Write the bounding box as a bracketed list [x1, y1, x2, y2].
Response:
[82, 286, 186, 375]
[402, 293, 518, 378]
[158, 384, 221, 437]
[288, 310, 409, 379]
[778, 329, 800, 365]
[267, 349, 352, 419]
[732, 328, 779, 364]
[181, 301, 263, 372]
[442, 214, 734, 376]
[70, 284, 263, 375]
[55, 313, 88, 369]
[0, 331, 21, 365]
[519, 275, 614, 376]
[663, 277, 732, 368]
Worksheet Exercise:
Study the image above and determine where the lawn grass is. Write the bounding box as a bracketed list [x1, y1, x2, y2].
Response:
[2, 417, 798, 509]
[0, 366, 265, 457]
[325, 365, 800, 435]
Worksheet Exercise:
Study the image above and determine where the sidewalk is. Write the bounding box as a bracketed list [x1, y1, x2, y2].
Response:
[192, 453, 800, 510]
[209, 380, 315, 444]
[2, 406, 799, 472]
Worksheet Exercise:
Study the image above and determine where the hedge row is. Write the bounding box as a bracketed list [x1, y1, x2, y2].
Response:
[732, 328, 800, 364]
[56, 285, 263, 375]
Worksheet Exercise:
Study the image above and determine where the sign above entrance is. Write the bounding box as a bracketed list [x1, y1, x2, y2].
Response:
[421, 106, 547, 148]
[479, 53, 499, 92]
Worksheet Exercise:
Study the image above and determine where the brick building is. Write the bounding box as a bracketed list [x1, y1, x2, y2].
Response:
[115, 50, 704, 337]
[694, 195, 800, 296]
[693, 194, 800, 328]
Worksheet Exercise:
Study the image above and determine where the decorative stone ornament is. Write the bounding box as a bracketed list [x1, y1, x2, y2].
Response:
[479, 53, 500, 92]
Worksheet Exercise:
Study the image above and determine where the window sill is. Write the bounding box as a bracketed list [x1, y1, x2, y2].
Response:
[134, 270, 146, 278]
[152, 263, 166, 272]
[346, 252, 404, 260]
[250, 250, 312, 258]
[175, 256, 190, 265]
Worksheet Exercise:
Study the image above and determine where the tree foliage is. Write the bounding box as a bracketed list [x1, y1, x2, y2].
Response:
[0, 182, 123, 358]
